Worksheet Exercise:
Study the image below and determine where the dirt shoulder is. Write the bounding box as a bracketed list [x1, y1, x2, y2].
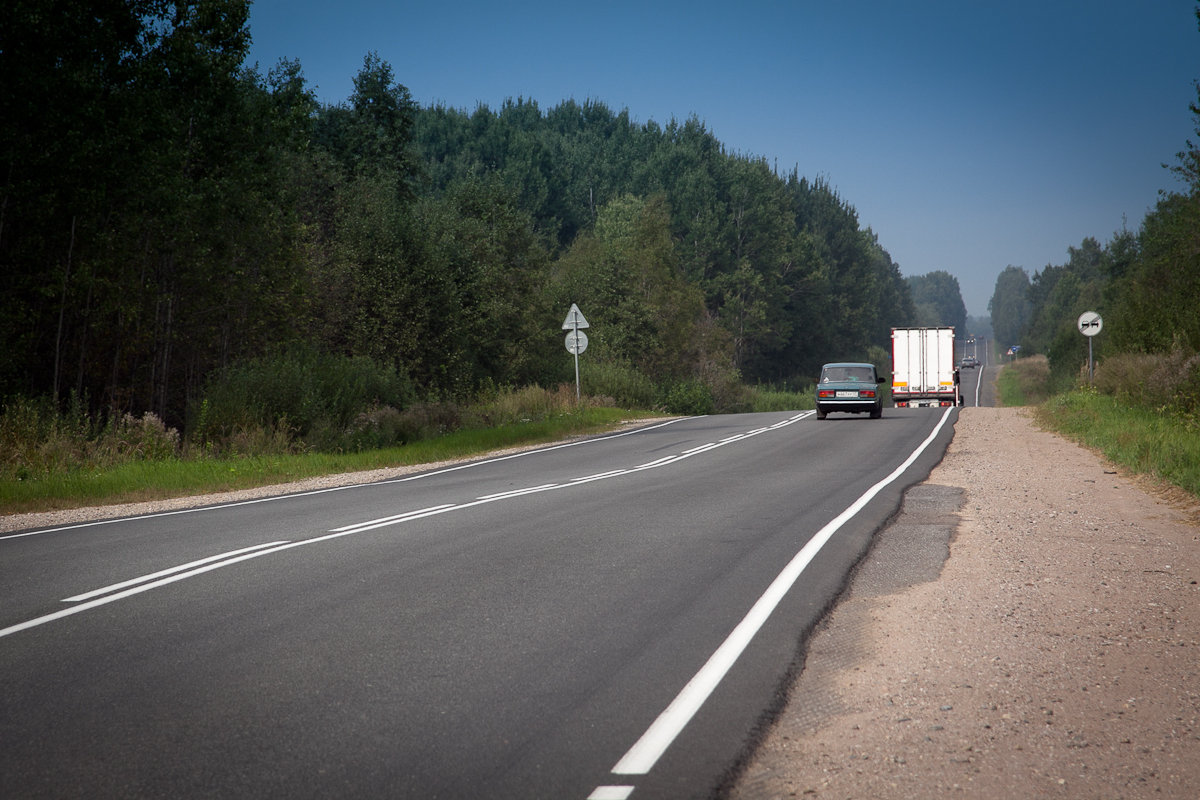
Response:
[731, 406, 1200, 799]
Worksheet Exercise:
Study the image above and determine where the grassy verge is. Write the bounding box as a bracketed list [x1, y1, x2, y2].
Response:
[1036, 390, 1200, 499]
[1, 407, 656, 515]
[995, 356, 1051, 406]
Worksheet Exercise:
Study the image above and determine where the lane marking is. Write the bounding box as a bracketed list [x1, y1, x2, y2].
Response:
[588, 787, 634, 800]
[63, 541, 290, 602]
[476, 484, 559, 501]
[322, 412, 813, 538]
[2, 412, 814, 639]
[0, 418, 694, 542]
[607, 406, 955, 778]
[1, 540, 305, 639]
[328, 504, 457, 532]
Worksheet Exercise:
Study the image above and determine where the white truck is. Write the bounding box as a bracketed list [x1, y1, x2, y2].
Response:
[891, 327, 960, 408]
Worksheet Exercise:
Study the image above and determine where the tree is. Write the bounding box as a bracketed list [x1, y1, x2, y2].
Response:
[314, 52, 419, 199]
[989, 266, 1032, 352]
[906, 271, 967, 333]
[548, 194, 707, 379]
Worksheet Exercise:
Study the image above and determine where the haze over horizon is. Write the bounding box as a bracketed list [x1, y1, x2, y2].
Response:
[248, 1, 1199, 317]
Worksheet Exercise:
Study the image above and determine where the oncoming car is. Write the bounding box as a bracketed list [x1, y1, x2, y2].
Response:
[815, 362, 886, 420]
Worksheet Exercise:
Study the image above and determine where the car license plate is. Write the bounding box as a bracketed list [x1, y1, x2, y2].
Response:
[836, 391, 858, 398]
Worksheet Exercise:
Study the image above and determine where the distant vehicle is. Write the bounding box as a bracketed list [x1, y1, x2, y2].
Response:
[959, 356, 979, 369]
[891, 327, 961, 407]
[815, 362, 886, 420]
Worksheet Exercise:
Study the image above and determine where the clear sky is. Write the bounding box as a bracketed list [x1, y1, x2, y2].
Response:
[246, 1, 1198, 317]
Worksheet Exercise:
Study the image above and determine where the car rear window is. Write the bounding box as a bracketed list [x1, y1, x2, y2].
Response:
[821, 366, 874, 382]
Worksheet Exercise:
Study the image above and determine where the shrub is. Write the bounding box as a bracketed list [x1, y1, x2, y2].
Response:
[659, 380, 715, 416]
[0, 395, 182, 480]
[1094, 344, 1200, 417]
[192, 347, 417, 451]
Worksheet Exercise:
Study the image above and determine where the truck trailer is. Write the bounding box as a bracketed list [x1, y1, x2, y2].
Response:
[891, 327, 960, 407]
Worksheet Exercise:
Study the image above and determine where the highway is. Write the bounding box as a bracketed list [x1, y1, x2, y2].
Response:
[1, 407, 956, 799]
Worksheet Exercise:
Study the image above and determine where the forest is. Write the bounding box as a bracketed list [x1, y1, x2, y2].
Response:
[2, 0, 962, 450]
[986, 5, 1200, 415]
[987, 69, 1200, 407]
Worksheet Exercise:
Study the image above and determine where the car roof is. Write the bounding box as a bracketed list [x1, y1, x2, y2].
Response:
[821, 362, 875, 369]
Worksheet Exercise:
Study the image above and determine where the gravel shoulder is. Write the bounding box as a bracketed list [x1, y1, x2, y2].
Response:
[731, 406, 1200, 799]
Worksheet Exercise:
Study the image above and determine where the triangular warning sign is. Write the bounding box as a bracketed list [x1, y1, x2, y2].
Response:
[562, 303, 590, 330]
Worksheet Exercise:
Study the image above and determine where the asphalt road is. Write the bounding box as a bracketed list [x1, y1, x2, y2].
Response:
[1, 406, 956, 799]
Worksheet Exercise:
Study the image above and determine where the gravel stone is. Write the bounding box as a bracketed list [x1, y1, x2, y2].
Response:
[729, 407, 1200, 800]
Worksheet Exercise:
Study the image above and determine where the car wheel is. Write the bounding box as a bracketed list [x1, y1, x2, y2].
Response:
[870, 407, 882, 419]
[815, 408, 827, 420]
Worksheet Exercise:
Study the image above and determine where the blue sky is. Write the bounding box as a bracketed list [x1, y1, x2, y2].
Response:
[246, 1, 1198, 317]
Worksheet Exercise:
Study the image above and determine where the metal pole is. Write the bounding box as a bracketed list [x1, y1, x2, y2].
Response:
[1089, 337, 1094, 385]
[573, 319, 581, 403]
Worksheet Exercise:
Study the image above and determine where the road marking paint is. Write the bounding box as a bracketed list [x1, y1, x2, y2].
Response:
[4, 411, 821, 640]
[329, 505, 457, 533]
[608, 406, 954, 776]
[63, 541, 290, 602]
[476, 484, 559, 501]
[0, 418, 694, 541]
[1, 540, 305, 639]
[570, 470, 629, 482]
[588, 787, 634, 800]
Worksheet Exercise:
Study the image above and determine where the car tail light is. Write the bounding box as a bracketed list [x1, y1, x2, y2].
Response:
[817, 389, 835, 398]
[860, 390, 876, 398]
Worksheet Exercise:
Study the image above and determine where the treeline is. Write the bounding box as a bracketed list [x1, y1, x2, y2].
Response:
[988, 10, 1200, 406]
[1, 0, 919, 443]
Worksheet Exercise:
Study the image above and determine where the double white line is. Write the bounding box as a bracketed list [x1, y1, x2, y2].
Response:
[2, 412, 813, 640]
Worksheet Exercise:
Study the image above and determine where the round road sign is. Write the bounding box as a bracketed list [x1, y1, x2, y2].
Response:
[565, 329, 588, 355]
[1077, 311, 1103, 337]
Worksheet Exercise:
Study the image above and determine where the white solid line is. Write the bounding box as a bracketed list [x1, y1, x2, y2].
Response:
[610, 406, 955, 775]
[63, 541, 290, 602]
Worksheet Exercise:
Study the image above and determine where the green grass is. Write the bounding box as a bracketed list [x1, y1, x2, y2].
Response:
[745, 385, 816, 412]
[995, 356, 1052, 406]
[0, 407, 655, 515]
[1037, 389, 1200, 499]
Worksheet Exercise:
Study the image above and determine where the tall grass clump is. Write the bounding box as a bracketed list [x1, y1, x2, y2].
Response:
[1, 394, 181, 482]
[577, 360, 657, 409]
[1092, 344, 1200, 421]
[192, 346, 418, 453]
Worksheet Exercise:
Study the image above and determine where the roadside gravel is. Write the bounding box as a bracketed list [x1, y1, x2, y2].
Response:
[730, 406, 1200, 799]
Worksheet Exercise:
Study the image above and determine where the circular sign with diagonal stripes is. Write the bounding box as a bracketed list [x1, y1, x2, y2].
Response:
[1077, 311, 1103, 337]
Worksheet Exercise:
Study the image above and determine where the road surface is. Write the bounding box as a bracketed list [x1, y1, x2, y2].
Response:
[2, 407, 956, 799]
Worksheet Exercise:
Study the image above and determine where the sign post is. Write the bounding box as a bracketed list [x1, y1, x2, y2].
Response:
[562, 304, 590, 402]
[1077, 311, 1102, 384]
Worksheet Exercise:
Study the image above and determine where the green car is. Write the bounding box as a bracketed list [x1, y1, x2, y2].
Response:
[814, 362, 886, 420]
